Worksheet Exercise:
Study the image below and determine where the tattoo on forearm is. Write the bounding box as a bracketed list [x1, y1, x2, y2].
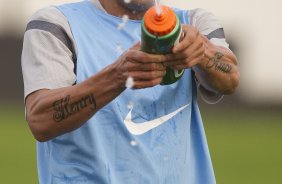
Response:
[206, 52, 232, 73]
[52, 94, 96, 122]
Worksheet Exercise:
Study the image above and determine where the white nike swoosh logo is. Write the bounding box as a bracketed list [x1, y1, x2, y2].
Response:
[124, 104, 189, 135]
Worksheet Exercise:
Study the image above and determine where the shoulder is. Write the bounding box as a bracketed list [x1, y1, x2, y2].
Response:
[26, 6, 74, 44]
[189, 8, 229, 48]
[25, 6, 76, 57]
[22, 6, 77, 99]
[29, 6, 68, 27]
[189, 8, 223, 35]
[189, 8, 218, 20]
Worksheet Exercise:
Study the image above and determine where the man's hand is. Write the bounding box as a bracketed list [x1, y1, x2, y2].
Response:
[164, 25, 240, 94]
[25, 42, 170, 142]
[113, 42, 167, 89]
[164, 25, 206, 70]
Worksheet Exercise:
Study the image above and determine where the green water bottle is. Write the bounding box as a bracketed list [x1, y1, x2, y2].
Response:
[141, 5, 184, 85]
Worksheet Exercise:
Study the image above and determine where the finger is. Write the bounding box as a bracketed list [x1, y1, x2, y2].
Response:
[162, 52, 186, 62]
[171, 64, 187, 70]
[173, 26, 199, 53]
[133, 77, 163, 89]
[171, 57, 203, 70]
[185, 43, 205, 61]
[127, 62, 166, 71]
[164, 44, 203, 66]
[128, 70, 166, 80]
[166, 39, 204, 66]
[164, 59, 186, 67]
[201, 34, 210, 43]
[173, 33, 191, 54]
[129, 50, 166, 63]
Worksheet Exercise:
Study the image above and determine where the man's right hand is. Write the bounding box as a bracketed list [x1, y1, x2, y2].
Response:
[25, 42, 169, 142]
[113, 42, 167, 89]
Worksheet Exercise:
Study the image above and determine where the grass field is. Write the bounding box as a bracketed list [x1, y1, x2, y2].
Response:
[0, 104, 281, 183]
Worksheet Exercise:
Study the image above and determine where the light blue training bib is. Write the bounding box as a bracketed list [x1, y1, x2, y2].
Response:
[36, 1, 216, 183]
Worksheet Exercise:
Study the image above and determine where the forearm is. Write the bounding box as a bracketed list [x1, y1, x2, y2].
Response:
[193, 39, 240, 94]
[26, 63, 125, 142]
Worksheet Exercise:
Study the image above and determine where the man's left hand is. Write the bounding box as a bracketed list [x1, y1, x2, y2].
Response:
[164, 25, 207, 70]
[163, 24, 240, 95]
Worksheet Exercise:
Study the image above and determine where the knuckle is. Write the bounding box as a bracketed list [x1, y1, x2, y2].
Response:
[146, 71, 153, 79]
[150, 81, 155, 86]
[156, 63, 162, 70]
[183, 52, 190, 58]
[182, 58, 190, 65]
[165, 53, 173, 61]
[150, 63, 157, 70]
[160, 55, 166, 62]
[124, 55, 130, 62]
[199, 40, 204, 47]
[189, 35, 196, 43]
[124, 53, 135, 62]
[137, 52, 144, 61]
[199, 46, 205, 54]
[143, 53, 150, 60]
[191, 28, 199, 41]
[151, 79, 159, 86]
[126, 50, 134, 57]
[158, 71, 164, 77]
[187, 61, 194, 68]
[151, 71, 157, 78]
[133, 52, 144, 61]
[124, 62, 130, 70]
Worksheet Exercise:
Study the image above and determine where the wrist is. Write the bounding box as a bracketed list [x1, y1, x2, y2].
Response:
[109, 62, 127, 90]
[85, 63, 126, 97]
[193, 44, 226, 75]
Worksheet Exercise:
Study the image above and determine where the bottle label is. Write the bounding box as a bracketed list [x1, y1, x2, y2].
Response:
[174, 26, 183, 46]
[173, 26, 185, 78]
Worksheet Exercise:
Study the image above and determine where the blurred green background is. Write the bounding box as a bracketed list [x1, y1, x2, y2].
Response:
[1, 103, 281, 184]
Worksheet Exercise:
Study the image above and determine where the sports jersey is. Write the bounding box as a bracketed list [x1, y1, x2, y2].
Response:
[21, 0, 228, 183]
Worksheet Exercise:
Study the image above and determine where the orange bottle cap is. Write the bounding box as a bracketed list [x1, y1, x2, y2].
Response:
[144, 5, 177, 36]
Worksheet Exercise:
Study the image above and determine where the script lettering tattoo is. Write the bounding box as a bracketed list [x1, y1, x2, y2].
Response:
[206, 52, 232, 73]
[52, 94, 96, 122]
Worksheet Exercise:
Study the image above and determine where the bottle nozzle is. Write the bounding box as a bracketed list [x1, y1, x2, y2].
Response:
[143, 5, 177, 36]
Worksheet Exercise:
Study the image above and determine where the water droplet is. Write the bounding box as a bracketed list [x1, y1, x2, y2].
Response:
[116, 44, 125, 54]
[154, 0, 162, 16]
[130, 140, 137, 146]
[117, 14, 129, 30]
[126, 77, 134, 89]
[124, 0, 131, 3]
[127, 101, 134, 109]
